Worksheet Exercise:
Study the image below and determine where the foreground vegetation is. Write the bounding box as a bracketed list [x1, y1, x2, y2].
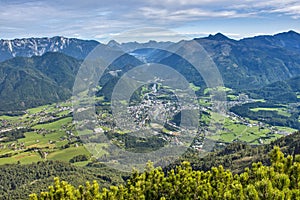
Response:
[1, 131, 299, 199]
[0, 161, 128, 199]
[30, 147, 300, 199]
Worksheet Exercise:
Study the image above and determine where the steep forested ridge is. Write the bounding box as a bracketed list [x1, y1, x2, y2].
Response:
[0, 52, 81, 111]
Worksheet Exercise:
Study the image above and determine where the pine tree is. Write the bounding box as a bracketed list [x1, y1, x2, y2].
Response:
[30, 147, 300, 200]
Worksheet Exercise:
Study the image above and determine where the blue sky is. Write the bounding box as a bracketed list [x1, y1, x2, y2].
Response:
[0, 0, 300, 42]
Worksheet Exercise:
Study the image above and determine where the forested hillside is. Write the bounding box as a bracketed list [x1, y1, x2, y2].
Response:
[0, 52, 80, 111]
[0, 161, 127, 199]
[176, 131, 300, 173]
[30, 147, 300, 200]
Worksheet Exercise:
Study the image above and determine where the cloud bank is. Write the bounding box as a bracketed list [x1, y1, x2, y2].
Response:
[0, 0, 299, 41]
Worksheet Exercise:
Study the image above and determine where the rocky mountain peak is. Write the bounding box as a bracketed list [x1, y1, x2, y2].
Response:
[0, 36, 99, 62]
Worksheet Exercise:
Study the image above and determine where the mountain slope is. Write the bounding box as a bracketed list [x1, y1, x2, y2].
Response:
[241, 30, 300, 53]
[193, 31, 300, 90]
[250, 76, 300, 102]
[0, 36, 99, 62]
[166, 131, 300, 174]
[0, 31, 300, 111]
[0, 52, 81, 111]
[116, 31, 300, 92]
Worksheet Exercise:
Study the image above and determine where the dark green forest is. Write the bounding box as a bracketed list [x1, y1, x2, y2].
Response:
[230, 102, 300, 129]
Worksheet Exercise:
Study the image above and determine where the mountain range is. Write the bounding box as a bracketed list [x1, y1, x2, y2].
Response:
[195, 31, 300, 89]
[0, 36, 99, 62]
[0, 31, 299, 112]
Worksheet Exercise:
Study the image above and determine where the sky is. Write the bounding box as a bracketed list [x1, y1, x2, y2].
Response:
[0, 0, 300, 43]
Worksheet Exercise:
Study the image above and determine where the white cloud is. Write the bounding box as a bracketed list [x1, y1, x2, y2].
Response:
[0, 0, 299, 40]
[133, 7, 252, 23]
[270, 5, 300, 18]
[227, 0, 300, 19]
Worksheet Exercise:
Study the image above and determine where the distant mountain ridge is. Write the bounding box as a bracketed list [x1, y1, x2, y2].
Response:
[0, 31, 299, 111]
[0, 36, 99, 62]
[1, 30, 300, 62]
[240, 30, 300, 52]
[107, 39, 174, 52]
[193, 30, 300, 89]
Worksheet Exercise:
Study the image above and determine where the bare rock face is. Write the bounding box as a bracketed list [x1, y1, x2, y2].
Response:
[0, 36, 99, 62]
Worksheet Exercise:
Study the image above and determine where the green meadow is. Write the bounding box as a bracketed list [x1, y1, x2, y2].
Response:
[33, 117, 72, 130]
[250, 107, 291, 117]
